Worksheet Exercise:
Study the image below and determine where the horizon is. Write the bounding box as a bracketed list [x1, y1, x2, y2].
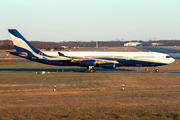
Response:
[1, 39, 180, 43]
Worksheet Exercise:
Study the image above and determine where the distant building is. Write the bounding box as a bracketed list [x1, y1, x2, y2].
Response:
[151, 43, 164, 46]
[61, 46, 68, 49]
[95, 42, 98, 48]
[124, 42, 141, 46]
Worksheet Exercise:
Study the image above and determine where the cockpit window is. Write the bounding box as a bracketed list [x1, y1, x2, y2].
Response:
[166, 56, 171, 58]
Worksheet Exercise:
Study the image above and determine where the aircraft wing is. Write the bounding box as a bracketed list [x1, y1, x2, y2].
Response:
[58, 52, 119, 64]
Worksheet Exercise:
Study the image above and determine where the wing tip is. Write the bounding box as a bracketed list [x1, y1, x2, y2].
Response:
[58, 52, 65, 56]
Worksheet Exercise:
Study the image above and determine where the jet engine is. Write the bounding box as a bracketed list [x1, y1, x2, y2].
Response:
[99, 63, 116, 69]
[80, 60, 96, 66]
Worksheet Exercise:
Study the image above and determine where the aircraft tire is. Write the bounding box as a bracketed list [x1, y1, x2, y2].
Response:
[155, 69, 159, 73]
[90, 69, 95, 73]
[85, 69, 89, 73]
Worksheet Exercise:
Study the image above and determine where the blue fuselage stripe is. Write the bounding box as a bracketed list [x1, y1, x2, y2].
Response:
[10, 51, 167, 67]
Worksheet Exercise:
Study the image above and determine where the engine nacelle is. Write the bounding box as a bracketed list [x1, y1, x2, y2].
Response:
[80, 60, 96, 66]
[100, 63, 116, 69]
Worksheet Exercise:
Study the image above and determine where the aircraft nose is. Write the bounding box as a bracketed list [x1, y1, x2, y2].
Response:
[171, 58, 175, 63]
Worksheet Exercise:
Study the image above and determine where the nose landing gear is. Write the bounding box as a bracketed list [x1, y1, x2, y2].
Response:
[155, 66, 159, 73]
[155, 69, 159, 73]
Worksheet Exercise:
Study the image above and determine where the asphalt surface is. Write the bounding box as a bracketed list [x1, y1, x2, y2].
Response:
[0, 68, 180, 73]
[138, 46, 180, 58]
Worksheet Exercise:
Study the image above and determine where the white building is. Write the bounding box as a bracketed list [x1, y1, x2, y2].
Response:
[61, 46, 68, 49]
[124, 42, 141, 46]
[151, 43, 164, 46]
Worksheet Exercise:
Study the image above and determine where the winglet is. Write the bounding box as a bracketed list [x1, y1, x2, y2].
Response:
[58, 52, 65, 57]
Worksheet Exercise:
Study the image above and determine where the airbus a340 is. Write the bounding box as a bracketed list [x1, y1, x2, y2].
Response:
[8, 29, 175, 73]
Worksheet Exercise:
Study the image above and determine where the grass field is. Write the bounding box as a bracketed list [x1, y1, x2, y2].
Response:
[0, 72, 180, 119]
[1, 90, 180, 119]
[1, 47, 180, 119]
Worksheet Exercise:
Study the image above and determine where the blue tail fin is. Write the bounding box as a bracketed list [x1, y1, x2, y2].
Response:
[8, 29, 40, 53]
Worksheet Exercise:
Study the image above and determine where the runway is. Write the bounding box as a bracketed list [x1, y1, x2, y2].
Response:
[0, 68, 180, 73]
[138, 46, 180, 58]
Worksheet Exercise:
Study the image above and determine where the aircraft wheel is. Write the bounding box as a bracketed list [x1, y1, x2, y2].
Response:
[85, 69, 89, 73]
[155, 69, 159, 73]
[90, 69, 95, 73]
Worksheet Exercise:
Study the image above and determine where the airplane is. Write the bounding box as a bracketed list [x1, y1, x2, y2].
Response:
[8, 29, 175, 73]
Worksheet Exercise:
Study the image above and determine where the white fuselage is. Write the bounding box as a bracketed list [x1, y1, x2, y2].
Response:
[43, 51, 174, 65]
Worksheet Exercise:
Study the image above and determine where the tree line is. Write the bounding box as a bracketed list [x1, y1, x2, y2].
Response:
[0, 39, 180, 49]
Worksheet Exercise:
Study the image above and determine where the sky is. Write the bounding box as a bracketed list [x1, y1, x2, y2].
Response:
[0, 0, 180, 42]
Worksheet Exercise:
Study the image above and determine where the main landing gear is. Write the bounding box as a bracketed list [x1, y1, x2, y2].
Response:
[85, 66, 96, 73]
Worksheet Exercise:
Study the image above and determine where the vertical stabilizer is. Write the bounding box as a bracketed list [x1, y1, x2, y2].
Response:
[8, 29, 39, 53]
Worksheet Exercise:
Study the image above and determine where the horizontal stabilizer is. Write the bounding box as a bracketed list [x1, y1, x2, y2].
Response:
[10, 51, 27, 57]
